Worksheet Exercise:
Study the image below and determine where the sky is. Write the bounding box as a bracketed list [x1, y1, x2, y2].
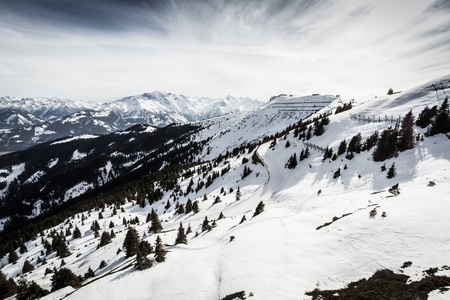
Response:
[0, 0, 449, 103]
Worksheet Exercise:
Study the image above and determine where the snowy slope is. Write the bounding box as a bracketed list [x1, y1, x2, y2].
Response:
[1, 76, 450, 299]
[193, 94, 339, 160]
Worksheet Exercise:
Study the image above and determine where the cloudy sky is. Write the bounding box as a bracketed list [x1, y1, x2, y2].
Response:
[0, 0, 449, 103]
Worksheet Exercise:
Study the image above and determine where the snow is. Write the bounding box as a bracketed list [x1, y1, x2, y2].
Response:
[47, 158, 59, 169]
[24, 170, 45, 184]
[51, 134, 99, 145]
[34, 126, 56, 136]
[2, 76, 450, 299]
[70, 149, 87, 162]
[64, 182, 94, 201]
[0, 163, 25, 198]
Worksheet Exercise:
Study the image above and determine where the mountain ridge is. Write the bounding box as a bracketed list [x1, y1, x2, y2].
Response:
[0, 92, 264, 152]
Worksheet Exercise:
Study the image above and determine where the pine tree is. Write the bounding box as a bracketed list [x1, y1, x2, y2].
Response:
[322, 147, 333, 161]
[19, 243, 27, 254]
[240, 215, 246, 224]
[242, 166, 252, 178]
[373, 127, 398, 162]
[314, 121, 325, 136]
[84, 267, 95, 280]
[55, 239, 71, 258]
[185, 199, 193, 214]
[51, 268, 82, 291]
[175, 222, 187, 245]
[176, 203, 185, 214]
[164, 200, 171, 210]
[253, 201, 265, 217]
[149, 208, 163, 234]
[286, 153, 298, 169]
[364, 131, 379, 150]
[235, 187, 241, 201]
[99, 260, 107, 269]
[123, 227, 140, 257]
[98, 231, 112, 247]
[416, 105, 437, 128]
[398, 110, 415, 151]
[22, 260, 34, 274]
[16, 276, 48, 300]
[192, 201, 200, 214]
[135, 250, 152, 270]
[154, 235, 166, 263]
[338, 139, 347, 156]
[73, 227, 82, 239]
[388, 183, 400, 195]
[387, 163, 396, 179]
[333, 168, 341, 179]
[218, 212, 224, 220]
[8, 249, 18, 264]
[428, 98, 450, 136]
[0, 270, 17, 298]
[202, 217, 210, 232]
[347, 133, 362, 154]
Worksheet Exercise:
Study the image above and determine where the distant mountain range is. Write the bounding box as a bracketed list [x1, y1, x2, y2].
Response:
[0, 92, 264, 152]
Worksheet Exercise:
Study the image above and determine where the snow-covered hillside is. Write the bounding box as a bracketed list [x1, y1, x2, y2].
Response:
[1, 76, 449, 299]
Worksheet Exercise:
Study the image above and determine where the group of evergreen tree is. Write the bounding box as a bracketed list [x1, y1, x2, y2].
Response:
[286, 153, 298, 169]
[300, 147, 310, 161]
[286, 147, 311, 169]
[51, 267, 82, 292]
[51, 232, 71, 258]
[425, 99, 450, 136]
[16, 276, 49, 300]
[122, 226, 167, 270]
[335, 102, 353, 114]
[0, 271, 17, 298]
[242, 166, 253, 179]
[416, 99, 450, 136]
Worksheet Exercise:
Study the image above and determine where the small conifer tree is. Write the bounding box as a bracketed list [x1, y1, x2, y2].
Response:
[387, 162, 396, 179]
[73, 227, 82, 239]
[154, 235, 166, 263]
[202, 217, 210, 232]
[8, 249, 18, 264]
[149, 209, 163, 234]
[84, 267, 95, 280]
[175, 222, 187, 245]
[22, 260, 34, 274]
[123, 227, 140, 257]
[240, 215, 246, 224]
[192, 201, 200, 214]
[235, 187, 241, 201]
[253, 201, 265, 217]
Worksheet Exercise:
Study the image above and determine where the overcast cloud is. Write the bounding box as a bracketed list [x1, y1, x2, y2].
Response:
[0, 0, 449, 102]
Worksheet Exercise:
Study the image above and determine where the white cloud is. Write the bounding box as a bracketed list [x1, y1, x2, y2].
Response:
[0, 0, 449, 102]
